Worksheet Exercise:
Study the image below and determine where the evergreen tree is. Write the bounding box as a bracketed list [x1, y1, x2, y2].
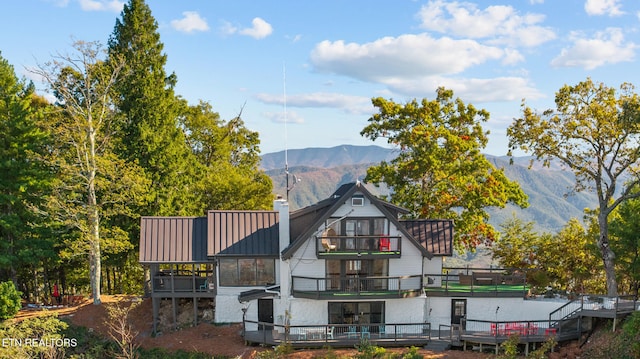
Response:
[0, 53, 55, 289]
[108, 0, 199, 217]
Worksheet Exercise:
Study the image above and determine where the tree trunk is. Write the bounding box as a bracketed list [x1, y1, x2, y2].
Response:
[87, 118, 101, 305]
[89, 203, 101, 305]
[598, 212, 618, 296]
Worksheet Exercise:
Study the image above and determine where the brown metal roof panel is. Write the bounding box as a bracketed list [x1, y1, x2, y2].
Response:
[400, 219, 454, 256]
[139, 217, 208, 263]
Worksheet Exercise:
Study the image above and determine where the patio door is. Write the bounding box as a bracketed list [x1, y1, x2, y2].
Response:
[328, 302, 384, 329]
[258, 298, 273, 330]
[451, 299, 466, 329]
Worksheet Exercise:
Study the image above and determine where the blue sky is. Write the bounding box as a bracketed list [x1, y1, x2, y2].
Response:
[2, 0, 639, 155]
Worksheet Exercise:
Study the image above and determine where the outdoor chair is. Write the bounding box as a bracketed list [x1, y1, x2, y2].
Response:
[327, 326, 335, 339]
[379, 237, 390, 251]
[199, 279, 208, 291]
[346, 326, 358, 339]
[361, 326, 370, 339]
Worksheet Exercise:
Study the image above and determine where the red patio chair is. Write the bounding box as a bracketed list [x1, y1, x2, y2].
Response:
[379, 237, 390, 251]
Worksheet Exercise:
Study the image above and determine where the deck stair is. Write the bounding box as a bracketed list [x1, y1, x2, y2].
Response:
[424, 338, 450, 352]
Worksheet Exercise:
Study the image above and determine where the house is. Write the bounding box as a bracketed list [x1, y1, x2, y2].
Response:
[140, 182, 635, 349]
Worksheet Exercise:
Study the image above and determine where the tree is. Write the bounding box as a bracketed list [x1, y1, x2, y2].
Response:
[0, 280, 21, 320]
[537, 218, 602, 294]
[182, 101, 273, 212]
[0, 53, 56, 296]
[491, 216, 540, 271]
[361, 88, 528, 249]
[108, 0, 199, 217]
[609, 190, 640, 297]
[33, 41, 149, 304]
[492, 216, 603, 294]
[507, 78, 640, 296]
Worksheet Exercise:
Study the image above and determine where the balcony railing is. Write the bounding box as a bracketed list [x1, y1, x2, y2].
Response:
[152, 275, 213, 294]
[316, 235, 401, 258]
[243, 321, 432, 347]
[291, 275, 422, 299]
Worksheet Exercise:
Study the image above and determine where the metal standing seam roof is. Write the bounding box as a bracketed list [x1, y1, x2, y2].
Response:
[139, 216, 208, 264]
[400, 219, 454, 256]
[207, 210, 280, 257]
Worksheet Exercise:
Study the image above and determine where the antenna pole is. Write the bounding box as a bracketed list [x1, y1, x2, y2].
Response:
[284, 63, 290, 201]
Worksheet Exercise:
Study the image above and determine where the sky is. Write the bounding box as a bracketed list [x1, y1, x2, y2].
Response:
[2, 0, 640, 156]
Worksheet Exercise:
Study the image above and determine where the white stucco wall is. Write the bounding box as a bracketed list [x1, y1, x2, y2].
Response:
[214, 290, 247, 323]
[426, 297, 569, 328]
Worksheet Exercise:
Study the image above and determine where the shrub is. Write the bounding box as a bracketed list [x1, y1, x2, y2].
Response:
[0, 313, 71, 359]
[0, 280, 22, 320]
[402, 346, 423, 359]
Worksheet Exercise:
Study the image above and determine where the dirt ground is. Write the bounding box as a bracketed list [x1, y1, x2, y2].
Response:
[13, 295, 583, 358]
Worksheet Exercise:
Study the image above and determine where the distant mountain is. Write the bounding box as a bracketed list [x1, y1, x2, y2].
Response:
[262, 145, 597, 234]
[261, 145, 397, 171]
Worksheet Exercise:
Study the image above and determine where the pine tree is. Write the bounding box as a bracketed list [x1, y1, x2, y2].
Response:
[108, 0, 200, 217]
[0, 53, 54, 287]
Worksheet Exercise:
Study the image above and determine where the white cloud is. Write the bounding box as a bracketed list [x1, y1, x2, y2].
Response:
[585, 0, 624, 16]
[256, 92, 373, 115]
[417, 1, 556, 47]
[220, 17, 273, 39]
[240, 17, 273, 39]
[310, 34, 504, 83]
[262, 110, 305, 124]
[171, 11, 209, 33]
[551, 28, 636, 69]
[384, 76, 544, 102]
[78, 0, 123, 12]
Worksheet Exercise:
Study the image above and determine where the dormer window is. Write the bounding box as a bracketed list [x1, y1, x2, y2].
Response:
[351, 195, 364, 206]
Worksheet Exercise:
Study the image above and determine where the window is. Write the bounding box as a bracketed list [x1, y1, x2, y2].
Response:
[219, 258, 276, 286]
[351, 195, 364, 206]
[329, 302, 385, 325]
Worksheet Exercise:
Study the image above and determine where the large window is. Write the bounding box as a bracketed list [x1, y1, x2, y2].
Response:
[219, 258, 276, 286]
[329, 302, 385, 325]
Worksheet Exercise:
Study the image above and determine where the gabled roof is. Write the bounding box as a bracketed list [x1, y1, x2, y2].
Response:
[139, 216, 208, 264]
[282, 182, 432, 259]
[400, 219, 454, 256]
[207, 211, 280, 257]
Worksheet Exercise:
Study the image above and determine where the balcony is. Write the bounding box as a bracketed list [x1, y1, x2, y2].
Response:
[151, 272, 215, 298]
[424, 268, 529, 298]
[291, 275, 422, 299]
[317, 235, 401, 258]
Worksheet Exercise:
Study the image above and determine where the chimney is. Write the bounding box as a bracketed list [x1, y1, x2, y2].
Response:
[273, 196, 290, 297]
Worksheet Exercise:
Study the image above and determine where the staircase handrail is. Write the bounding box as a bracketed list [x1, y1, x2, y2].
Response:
[549, 296, 583, 327]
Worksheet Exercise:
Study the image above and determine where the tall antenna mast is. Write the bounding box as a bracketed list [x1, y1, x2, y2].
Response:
[283, 63, 299, 200]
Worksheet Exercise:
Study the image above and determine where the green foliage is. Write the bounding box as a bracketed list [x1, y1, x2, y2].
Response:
[609, 191, 640, 296]
[0, 52, 55, 288]
[621, 311, 640, 357]
[528, 337, 556, 359]
[355, 338, 387, 359]
[108, 0, 200, 217]
[401, 346, 423, 359]
[0, 281, 21, 320]
[492, 215, 603, 294]
[361, 89, 528, 250]
[183, 101, 273, 212]
[508, 78, 640, 296]
[497, 333, 520, 358]
[0, 314, 70, 359]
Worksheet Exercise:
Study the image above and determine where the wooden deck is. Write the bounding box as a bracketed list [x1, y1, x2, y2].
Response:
[243, 322, 431, 348]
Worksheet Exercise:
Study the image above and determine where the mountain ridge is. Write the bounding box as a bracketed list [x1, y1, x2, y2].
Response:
[262, 145, 596, 234]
